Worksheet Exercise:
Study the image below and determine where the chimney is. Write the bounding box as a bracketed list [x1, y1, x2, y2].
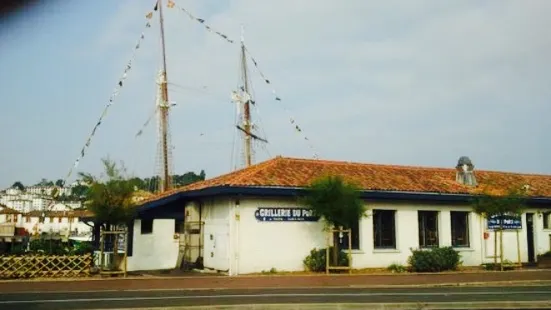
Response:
[455, 156, 477, 186]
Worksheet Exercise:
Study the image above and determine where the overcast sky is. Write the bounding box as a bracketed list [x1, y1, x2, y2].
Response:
[0, 0, 550, 189]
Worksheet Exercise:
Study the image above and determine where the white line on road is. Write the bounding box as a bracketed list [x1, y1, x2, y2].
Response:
[0, 290, 550, 304]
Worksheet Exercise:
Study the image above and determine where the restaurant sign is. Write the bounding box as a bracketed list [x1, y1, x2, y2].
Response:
[487, 214, 522, 230]
[255, 208, 320, 222]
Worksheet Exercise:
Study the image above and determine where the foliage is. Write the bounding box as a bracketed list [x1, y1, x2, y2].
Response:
[408, 247, 462, 272]
[471, 186, 527, 220]
[300, 175, 366, 229]
[28, 239, 68, 255]
[482, 261, 515, 271]
[303, 247, 349, 272]
[35, 178, 54, 187]
[81, 158, 136, 227]
[387, 263, 407, 273]
[11, 181, 25, 191]
[539, 251, 551, 258]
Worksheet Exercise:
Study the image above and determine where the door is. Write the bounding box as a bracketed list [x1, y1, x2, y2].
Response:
[526, 213, 535, 263]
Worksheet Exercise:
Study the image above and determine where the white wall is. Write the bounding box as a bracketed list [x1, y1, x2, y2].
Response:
[127, 219, 180, 272]
[233, 197, 326, 274]
[228, 198, 551, 274]
[201, 199, 231, 272]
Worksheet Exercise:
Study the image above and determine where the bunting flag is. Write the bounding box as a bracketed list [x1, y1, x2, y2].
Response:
[167, 0, 235, 44]
[243, 45, 319, 159]
[58, 8, 156, 202]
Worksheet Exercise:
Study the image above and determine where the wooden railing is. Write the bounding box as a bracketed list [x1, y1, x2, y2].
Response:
[0, 254, 92, 278]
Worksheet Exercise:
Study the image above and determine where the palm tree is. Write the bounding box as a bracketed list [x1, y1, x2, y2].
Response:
[81, 158, 137, 248]
[301, 175, 367, 268]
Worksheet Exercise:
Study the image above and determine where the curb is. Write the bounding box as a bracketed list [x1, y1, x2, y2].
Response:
[92, 301, 551, 310]
[0, 269, 549, 283]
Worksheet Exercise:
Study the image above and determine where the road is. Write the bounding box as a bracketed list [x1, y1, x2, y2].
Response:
[1, 285, 550, 309]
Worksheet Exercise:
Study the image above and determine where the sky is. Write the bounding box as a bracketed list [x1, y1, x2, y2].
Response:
[0, 0, 550, 189]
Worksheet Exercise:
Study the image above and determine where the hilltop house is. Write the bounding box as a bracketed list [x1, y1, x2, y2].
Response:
[0, 204, 93, 245]
[128, 156, 551, 274]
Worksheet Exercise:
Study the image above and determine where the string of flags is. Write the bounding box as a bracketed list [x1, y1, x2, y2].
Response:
[243, 46, 319, 160]
[59, 7, 156, 197]
[167, 0, 235, 44]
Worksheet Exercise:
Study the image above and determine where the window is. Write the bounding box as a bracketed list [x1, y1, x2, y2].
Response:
[544, 212, 550, 229]
[373, 210, 396, 249]
[25, 216, 30, 223]
[58, 217, 62, 223]
[451, 211, 470, 247]
[49, 217, 53, 223]
[336, 219, 360, 250]
[174, 220, 183, 234]
[141, 219, 153, 234]
[68, 217, 74, 223]
[418, 211, 439, 248]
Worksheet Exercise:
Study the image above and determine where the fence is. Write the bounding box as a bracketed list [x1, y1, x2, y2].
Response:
[0, 254, 92, 278]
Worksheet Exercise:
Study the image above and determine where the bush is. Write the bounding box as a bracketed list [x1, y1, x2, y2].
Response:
[303, 247, 349, 272]
[387, 263, 407, 273]
[408, 247, 461, 272]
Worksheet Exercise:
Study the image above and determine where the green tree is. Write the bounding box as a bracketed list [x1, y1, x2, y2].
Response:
[471, 186, 527, 271]
[301, 175, 367, 267]
[55, 179, 64, 187]
[71, 184, 89, 201]
[81, 158, 137, 247]
[11, 181, 25, 191]
[35, 178, 54, 187]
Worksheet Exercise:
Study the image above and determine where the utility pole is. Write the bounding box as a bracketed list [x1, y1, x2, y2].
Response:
[240, 25, 252, 167]
[158, 0, 172, 192]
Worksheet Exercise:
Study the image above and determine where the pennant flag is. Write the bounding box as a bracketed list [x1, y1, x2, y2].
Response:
[170, 1, 235, 44]
[60, 9, 155, 203]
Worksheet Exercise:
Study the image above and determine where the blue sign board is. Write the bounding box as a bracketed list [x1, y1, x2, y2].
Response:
[255, 208, 320, 222]
[487, 214, 522, 230]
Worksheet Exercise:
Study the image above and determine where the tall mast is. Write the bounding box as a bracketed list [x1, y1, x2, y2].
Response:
[158, 0, 172, 192]
[240, 26, 252, 167]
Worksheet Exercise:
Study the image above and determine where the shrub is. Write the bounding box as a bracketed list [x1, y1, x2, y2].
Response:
[408, 247, 461, 272]
[303, 247, 349, 272]
[387, 263, 407, 273]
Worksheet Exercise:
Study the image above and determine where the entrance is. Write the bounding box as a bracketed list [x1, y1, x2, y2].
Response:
[526, 213, 535, 263]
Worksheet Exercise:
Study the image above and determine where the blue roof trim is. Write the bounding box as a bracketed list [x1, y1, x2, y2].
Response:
[138, 185, 551, 213]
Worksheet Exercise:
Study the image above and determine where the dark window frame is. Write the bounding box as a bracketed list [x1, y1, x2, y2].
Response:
[543, 212, 550, 229]
[140, 219, 153, 234]
[451, 211, 470, 247]
[373, 209, 396, 249]
[418, 211, 439, 248]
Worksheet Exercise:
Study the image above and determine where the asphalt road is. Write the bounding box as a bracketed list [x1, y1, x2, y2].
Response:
[0, 285, 550, 310]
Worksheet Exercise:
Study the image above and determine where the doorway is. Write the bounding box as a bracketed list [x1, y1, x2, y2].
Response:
[526, 213, 535, 263]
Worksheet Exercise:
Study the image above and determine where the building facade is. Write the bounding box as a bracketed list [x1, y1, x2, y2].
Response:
[129, 156, 551, 274]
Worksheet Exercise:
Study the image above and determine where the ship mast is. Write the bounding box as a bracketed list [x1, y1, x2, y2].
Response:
[157, 0, 172, 192]
[240, 26, 252, 167]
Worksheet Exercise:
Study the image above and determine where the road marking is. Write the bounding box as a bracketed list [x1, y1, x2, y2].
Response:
[0, 290, 550, 304]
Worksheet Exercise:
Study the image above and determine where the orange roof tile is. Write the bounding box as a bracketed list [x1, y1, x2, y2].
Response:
[140, 156, 551, 204]
[0, 204, 21, 215]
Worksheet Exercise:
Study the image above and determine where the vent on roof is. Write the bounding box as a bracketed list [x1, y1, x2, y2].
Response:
[455, 156, 477, 186]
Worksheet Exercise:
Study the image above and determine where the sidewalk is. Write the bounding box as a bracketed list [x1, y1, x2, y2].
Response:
[1, 269, 550, 293]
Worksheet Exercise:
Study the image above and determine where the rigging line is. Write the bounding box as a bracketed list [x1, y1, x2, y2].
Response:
[46, 5, 158, 210]
[242, 45, 320, 160]
[166, 0, 235, 44]
[135, 106, 158, 138]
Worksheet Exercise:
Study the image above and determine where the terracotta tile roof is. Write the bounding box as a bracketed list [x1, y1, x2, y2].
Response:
[0, 204, 21, 215]
[140, 156, 551, 204]
[26, 210, 93, 218]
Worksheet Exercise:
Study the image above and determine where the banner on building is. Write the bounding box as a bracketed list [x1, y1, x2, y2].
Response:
[255, 208, 320, 222]
[487, 214, 522, 230]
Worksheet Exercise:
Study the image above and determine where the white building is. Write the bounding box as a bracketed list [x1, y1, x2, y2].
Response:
[0, 204, 92, 239]
[128, 156, 551, 274]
